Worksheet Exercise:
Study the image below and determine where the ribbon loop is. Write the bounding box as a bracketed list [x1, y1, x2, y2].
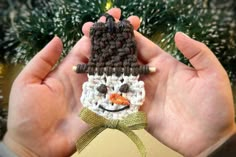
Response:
[77, 107, 147, 157]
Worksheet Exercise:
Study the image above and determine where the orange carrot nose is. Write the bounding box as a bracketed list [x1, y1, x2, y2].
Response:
[109, 93, 130, 106]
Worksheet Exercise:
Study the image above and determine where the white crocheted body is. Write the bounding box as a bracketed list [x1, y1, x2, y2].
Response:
[80, 74, 145, 120]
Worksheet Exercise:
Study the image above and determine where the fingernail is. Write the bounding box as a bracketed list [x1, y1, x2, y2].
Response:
[98, 16, 106, 22]
[52, 35, 59, 41]
[180, 32, 191, 39]
[108, 8, 121, 14]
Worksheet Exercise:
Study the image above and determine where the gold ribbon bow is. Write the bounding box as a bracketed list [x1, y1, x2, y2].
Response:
[76, 107, 147, 157]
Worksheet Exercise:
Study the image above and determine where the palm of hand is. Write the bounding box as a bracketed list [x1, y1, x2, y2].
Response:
[141, 44, 235, 156]
[6, 37, 89, 157]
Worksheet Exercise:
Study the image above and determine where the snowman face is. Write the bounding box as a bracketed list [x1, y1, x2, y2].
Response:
[80, 74, 145, 120]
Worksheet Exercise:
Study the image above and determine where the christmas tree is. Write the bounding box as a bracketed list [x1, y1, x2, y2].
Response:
[0, 0, 235, 85]
[0, 106, 7, 139]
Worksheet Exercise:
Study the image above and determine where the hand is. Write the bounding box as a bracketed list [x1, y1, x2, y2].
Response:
[135, 27, 236, 156]
[3, 8, 124, 157]
[4, 37, 89, 157]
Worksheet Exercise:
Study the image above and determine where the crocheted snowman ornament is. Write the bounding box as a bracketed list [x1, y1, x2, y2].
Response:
[74, 14, 155, 157]
[80, 74, 145, 119]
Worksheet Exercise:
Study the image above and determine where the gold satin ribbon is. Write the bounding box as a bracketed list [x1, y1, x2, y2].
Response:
[76, 107, 147, 157]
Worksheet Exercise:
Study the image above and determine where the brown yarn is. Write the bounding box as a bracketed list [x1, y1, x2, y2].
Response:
[119, 83, 129, 93]
[74, 65, 150, 76]
[106, 67, 113, 76]
[74, 14, 152, 76]
[97, 84, 107, 94]
[89, 18, 137, 74]
[74, 64, 88, 73]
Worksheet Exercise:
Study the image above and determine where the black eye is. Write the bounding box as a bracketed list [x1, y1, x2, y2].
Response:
[119, 83, 129, 93]
[97, 84, 107, 94]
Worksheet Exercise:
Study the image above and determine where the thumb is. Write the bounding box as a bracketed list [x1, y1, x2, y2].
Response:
[18, 36, 63, 83]
[175, 32, 225, 76]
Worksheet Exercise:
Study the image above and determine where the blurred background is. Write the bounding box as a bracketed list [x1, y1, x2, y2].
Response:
[0, 0, 236, 156]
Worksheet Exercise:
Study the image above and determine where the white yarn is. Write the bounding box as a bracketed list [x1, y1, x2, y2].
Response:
[80, 74, 145, 120]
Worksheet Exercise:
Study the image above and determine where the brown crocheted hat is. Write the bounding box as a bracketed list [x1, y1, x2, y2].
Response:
[73, 14, 155, 76]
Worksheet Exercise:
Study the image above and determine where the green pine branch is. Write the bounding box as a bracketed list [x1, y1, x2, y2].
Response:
[0, 0, 235, 83]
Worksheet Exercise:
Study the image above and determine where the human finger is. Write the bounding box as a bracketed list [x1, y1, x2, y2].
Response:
[174, 32, 225, 75]
[98, 8, 121, 22]
[82, 22, 94, 37]
[82, 15, 139, 37]
[83, 8, 121, 37]
[134, 31, 165, 64]
[127, 16, 140, 30]
[18, 36, 63, 83]
[83, 9, 140, 36]
[63, 36, 91, 65]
